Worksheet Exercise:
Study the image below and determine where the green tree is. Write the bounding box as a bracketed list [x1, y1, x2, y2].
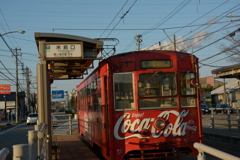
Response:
[70, 96, 76, 110]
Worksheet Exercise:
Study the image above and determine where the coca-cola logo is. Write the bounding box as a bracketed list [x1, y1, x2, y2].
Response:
[114, 110, 197, 140]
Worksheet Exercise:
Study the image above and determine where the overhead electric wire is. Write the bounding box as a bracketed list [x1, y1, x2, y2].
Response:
[145, 2, 239, 50]
[204, 52, 238, 66]
[0, 10, 21, 48]
[180, 22, 235, 52]
[53, 20, 231, 31]
[99, 0, 129, 38]
[153, 9, 240, 52]
[0, 60, 15, 78]
[192, 27, 240, 54]
[162, 29, 181, 51]
[142, 0, 192, 36]
[144, 23, 239, 52]
[0, 71, 16, 84]
[105, 0, 138, 38]
[199, 39, 240, 62]
[161, 0, 229, 42]
[199, 62, 227, 67]
[178, 6, 240, 50]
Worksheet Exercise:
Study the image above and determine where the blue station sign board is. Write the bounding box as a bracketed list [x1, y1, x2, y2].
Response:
[52, 90, 64, 99]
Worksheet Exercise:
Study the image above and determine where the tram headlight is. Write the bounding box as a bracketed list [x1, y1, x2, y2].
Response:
[154, 118, 165, 129]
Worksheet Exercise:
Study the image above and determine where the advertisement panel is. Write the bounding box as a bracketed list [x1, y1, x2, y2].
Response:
[0, 84, 11, 94]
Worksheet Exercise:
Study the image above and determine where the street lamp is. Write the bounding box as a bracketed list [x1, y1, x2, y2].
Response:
[0, 30, 26, 123]
[0, 31, 25, 37]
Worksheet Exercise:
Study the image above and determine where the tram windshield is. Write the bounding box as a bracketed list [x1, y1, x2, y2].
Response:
[138, 72, 177, 109]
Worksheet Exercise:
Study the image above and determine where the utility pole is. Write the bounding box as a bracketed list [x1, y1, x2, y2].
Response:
[223, 78, 227, 104]
[25, 67, 31, 113]
[174, 35, 176, 51]
[135, 34, 142, 51]
[12, 48, 21, 123]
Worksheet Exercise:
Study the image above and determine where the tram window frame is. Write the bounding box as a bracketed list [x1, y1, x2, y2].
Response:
[180, 72, 197, 108]
[113, 72, 135, 111]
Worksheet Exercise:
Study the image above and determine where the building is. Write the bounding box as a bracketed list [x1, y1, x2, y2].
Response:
[199, 76, 225, 106]
[199, 76, 224, 88]
[0, 92, 26, 120]
[211, 79, 240, 108]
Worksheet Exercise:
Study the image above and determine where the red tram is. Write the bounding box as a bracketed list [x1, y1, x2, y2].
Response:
[76, 50, 203, 160]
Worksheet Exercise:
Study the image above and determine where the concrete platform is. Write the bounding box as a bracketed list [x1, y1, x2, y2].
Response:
[52, 134, 100, 160]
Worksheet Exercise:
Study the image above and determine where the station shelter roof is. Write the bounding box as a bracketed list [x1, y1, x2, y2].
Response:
[34, 32, 103, 80]
[211, 63, 240, 79]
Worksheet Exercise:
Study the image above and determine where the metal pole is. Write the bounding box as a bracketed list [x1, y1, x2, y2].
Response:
[16, 48, 19, 123]
[25, 67, 31, 113]
[223, 78, 227, 104]
[28, 130, 38, 160]
[12, 48, 21, 123]
[134, 34, 142, 51]
[12, 144, 29, 160]
[194, 142, 240, 160]
[174, 35, 176, 51]
[4, 95, 7, 120]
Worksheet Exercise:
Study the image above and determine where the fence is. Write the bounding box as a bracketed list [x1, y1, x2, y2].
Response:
[10, 113, 73, 160]
[52, 114, 73, 135]
[207, 108, 240, 132]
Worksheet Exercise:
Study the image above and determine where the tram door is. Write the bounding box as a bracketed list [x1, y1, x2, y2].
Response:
[104, 76, 110, 157]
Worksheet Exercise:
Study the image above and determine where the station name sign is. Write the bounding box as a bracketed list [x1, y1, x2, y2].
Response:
[44, 42, 83, 58]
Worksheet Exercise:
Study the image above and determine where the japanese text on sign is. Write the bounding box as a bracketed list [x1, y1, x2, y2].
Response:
[44, 43, 82, 58]
[0, 84, 11, 94]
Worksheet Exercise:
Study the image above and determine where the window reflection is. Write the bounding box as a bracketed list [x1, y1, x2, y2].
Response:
[180, 72, 196, 95]
[180, 72, 196, 108]
[138, 72, 176, 97]
[138, 72, 177, 109]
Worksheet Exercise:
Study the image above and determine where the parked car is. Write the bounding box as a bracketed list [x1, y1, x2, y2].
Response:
[27, 113, 38, 125]
[201, 104, 210, 114]
[36, 114, 58, 125]
[215, 104, 235, 114]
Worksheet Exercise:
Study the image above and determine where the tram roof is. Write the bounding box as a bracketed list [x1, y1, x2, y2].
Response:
[211, 63, 240, 78]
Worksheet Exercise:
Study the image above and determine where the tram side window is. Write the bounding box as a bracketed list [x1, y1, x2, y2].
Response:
[180, 72, 196, 108]
[113, 73, 134, 110]
[96, 78, 102, 111]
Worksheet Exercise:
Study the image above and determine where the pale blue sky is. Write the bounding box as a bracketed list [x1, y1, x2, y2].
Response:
[0, 0, 240, 98]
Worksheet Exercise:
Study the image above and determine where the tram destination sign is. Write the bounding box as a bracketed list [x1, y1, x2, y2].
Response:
[44, 42, 83, 58]
[140, 60, 172, 69]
